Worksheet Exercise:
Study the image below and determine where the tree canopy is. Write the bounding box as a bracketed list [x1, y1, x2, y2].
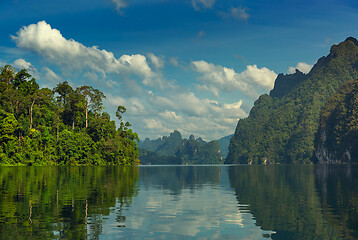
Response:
[0, 64, 140, 166]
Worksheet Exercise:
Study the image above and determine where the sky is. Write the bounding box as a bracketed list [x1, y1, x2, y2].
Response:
[1, 0, 358, 141]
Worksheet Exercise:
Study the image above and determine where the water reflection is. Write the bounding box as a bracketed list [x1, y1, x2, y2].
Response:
[228, 165, 358, 240]
[0, 165, 356, 239]
[0, 166, 139, 239]
[138, 165, 222, 194]
[315, 165, 358, 240]
[108, 165, 272, 239]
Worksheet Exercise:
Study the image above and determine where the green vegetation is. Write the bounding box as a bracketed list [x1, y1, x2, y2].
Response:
[139, 148, 182, 165]
[176, 135, 222, 164]
[139, 130, 183, 156]
[226, 37, 358, 164]
[0, 166, 139, 239]
[138, 131, 223, 164]
[0, 64, 140, 165]
[315, 79, 358, 163]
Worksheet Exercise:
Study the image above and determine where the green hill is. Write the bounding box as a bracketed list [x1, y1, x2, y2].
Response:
[226, 37, 358, 164]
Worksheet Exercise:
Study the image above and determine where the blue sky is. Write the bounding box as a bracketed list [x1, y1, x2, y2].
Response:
[1, 0, 358, 140]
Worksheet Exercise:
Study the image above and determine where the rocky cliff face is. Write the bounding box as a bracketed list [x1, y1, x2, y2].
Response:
[315, 129, 352, 164]
[314, 80, 358, 164]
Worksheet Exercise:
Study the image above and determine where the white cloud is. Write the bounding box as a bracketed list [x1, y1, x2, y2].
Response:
[143, 119, 163, 129]
[13, 58, 33, 70]
[288, 62, 313, 74]
[159, 110, 183, 121]
[223, 100, 243, 110]
[192, 60, 277, 98]
[111, 0, 129, 13]
[11, 21, 170, 89]
[147, 53, 164, 69]
[13, 58, 39, 79]
[192, 0, 216, 10]
[105, 86, 248, 140]
[219, 7, 249, 21]
[143, 90, 248, 139]
[12, 58, 66, 89]
[195, 84, 219, 97]
[42, 67, 62, 83]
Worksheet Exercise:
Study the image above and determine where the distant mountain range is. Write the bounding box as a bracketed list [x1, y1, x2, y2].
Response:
[226, 37, 358, 164]
[138, 130, 225, 165]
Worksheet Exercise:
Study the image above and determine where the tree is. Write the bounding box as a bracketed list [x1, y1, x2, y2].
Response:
[67, 91, 85, 130]
[0, 65, 15, 85]
[54, 82, 73, 140]
[29, 88, 54, 130]
[76, 86, 105, 128]
[0, 64, 140, 166]
[53, 81, 73, 106]
[0, 110, 18, 143]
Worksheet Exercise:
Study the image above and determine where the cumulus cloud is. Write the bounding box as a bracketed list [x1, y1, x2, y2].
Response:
[219, 7, 249, 21]
[42, 67, 62, 83]
[192, 0, 216, 10]
[105, 86, 248, 140]
[159, 110, 183, 121]
[147, 53, 164, 69]
[12, 58, 65, 88]
[143, 90, 247, 139]
[11, 21, 169, 89]
[13, 58, 33, 70]
[13, 58, 39, 79]
[192, 60, 277, 98]
[287, 62, 313, 74]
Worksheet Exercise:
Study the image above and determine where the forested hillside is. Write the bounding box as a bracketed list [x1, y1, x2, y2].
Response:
[0, 65, 139, 165]
[315, 79, 358, 163]
[226, 37, 358, 164]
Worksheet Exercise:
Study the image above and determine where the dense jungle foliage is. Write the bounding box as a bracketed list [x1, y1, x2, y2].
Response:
[314, 79, 358, 163]
[226, 37, 358, 164]
[0, 65, 140, 165]
[138, 130, 222, 164]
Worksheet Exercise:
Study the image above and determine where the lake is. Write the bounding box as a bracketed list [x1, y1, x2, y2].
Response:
[0, 165, 356, 239]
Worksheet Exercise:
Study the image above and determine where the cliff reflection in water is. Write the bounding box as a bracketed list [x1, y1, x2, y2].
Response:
[229, 165, 358, 240]
[315, 165, 358, 240]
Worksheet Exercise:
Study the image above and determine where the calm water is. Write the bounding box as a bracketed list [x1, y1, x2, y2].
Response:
[0, 165, 357, 239]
